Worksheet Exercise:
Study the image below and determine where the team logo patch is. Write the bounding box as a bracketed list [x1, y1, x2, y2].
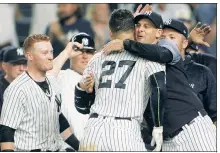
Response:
[82, 38, 89, 46]
[145, 11, 152, 16]
[164, 19, 172, 25]
[17, 48, 24, 56]
[189, 83, 194, 88]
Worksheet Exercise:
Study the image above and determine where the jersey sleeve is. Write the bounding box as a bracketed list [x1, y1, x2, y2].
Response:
[158, 39, 181, 65]
[56, 70, 68, 89]
[57, 70, 66, 82]
[47, 73, 61, 89]
[144, 62, 166, 79]
[0, 86, 26, 129]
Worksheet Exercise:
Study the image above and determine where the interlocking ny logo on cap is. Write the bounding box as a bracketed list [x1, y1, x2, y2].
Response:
[145, 11, 152, 16]
[17, 48, 24, 56]
[82, 38, 89, 46]
[164, 19, 172, 25]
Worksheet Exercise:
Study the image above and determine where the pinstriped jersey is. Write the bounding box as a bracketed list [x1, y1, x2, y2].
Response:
[57, 69, 89, 140]
[83, 50, 165, 121]
[0, 72, 65, 151]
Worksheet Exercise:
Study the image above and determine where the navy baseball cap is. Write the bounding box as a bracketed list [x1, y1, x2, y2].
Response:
[70, 32, 96, 52]
[0, 48, 5, 62]
[164, 19, 188, 38]
[2, 46, 27, 64]
[134, 11, 163, 29]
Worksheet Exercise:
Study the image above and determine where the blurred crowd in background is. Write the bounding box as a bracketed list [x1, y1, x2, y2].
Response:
[0, 4, 217, 64]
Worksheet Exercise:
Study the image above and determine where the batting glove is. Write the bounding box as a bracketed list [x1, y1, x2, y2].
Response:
[151, 126, 163, 151]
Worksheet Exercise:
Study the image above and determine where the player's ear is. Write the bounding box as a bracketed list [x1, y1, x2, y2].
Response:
[109, 30, 114, 40]
[156, 29, 163, 39]
[182, 38, 188, 50]
[25, 50, 33, 61]
[1, 62, 7, 72]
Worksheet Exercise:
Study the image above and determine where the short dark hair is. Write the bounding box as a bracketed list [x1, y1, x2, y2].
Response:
[109, 9, 135, 34]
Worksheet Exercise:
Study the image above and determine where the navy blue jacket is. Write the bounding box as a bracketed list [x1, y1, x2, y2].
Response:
[184, 55, 216, 122]
[190, 53, 217, 79]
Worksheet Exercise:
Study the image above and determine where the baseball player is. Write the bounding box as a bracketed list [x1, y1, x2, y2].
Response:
[161, 19, 216, 151]
[47, 32, 96, 141]
[0, 34, 78, 151]
[103, 14, 216, 151]
[75, 9, 166, 151]
[0, 46, 27, 114]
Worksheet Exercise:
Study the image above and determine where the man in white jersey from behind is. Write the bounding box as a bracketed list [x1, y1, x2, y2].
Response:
[75, 9, 166, 151]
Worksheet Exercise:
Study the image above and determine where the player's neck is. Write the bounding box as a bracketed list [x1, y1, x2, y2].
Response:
[4, 75, 14, 83]
[181, 50, 185, 60]
[152, 40, 158, 44]
[114, 33, 134, 41]
[27, 67, 46, 82]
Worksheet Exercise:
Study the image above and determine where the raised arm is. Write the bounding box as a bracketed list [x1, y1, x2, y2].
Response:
[188, 22, 211, 47]
[103, 39, 180, 65]
[123, 39, 175, 63]
[133, 4, 152, 17]
[47, 42, 83, 77]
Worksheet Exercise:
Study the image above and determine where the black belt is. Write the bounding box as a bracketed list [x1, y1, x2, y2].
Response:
[90, 113, 132, 121]
[166, 109, 207, 139]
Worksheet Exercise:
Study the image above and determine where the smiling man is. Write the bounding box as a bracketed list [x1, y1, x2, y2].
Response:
[0, 34, 79, 151]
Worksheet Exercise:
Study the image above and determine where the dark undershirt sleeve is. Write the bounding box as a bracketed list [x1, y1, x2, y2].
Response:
[123, 39, 181, 65]
[74, 84, 95, 114]
[0, 125, 15, 151]
[149, 71, 167, 127]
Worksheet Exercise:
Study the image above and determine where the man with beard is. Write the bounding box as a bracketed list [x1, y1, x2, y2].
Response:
[45, 4, 94, 69]
[0, 34, 80, 151]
